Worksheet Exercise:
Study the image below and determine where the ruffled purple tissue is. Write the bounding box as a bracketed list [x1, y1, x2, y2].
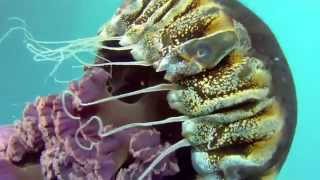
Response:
[0, 67, 180, 180]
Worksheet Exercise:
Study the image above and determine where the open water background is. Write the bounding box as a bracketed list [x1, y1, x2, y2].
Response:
[0, 0, 319, 179]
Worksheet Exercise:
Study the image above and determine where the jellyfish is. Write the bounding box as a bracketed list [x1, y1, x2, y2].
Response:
[0, 0, 296, 180]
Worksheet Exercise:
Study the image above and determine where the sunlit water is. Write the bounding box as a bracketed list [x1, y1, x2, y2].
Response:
[0, 0, 319, 179]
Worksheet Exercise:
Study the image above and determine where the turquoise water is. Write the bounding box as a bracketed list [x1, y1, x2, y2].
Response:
[0, 0, 319, 179]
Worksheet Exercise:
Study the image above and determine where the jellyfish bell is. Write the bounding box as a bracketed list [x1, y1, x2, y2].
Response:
[56, 0, 297, 179]
[91, 0, 297, 180]
[0, 0, 296, 180]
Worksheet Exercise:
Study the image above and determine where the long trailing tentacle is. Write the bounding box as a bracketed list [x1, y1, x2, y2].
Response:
[97, 44, 135, 51]
[75, 115, 104, 151]
[61, 82, 180, 152]
[80, 83, 176, 106]
[1, 17, 133, 79]
[0, 20, 98, 79]
[54, 76, 82, 85]
[62, 90, 81, 120]
[1, 17, 100, 59]
[25, 36, 99, 63]
[99, 116, 187, 138]
[73, 53, 153, 67]
[138, 139, 191, 180]
[61, 84, 177, 120]
[75, 115, 188, 151]
[70, 51, 154, 79]
[1, 17, 148, 82]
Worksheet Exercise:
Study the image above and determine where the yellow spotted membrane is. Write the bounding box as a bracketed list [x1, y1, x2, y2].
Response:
[97, 0, 289, 179]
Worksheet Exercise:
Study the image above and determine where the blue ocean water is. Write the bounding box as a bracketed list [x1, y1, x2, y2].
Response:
[0, 0, 319, 179]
